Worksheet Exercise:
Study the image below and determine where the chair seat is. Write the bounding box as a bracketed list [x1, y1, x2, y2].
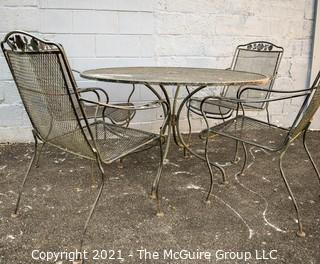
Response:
[88, 122, 159, 163]
[188, 97, 236, 116]
[48, 121, 159, 164]
[82, 102, 135, 124]
[210, 116, 289, 151]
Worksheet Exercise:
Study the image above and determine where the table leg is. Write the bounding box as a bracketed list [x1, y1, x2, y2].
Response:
[171, 85, 185, 147]
[150, 84, 172, 198]
[175, 86, 227, 185]
[158, 84, 174, 159]
[159, 84, 186, 151]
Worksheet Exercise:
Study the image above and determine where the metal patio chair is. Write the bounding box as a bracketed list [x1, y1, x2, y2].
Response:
[1, 31, 169, 257]
[198, 71, 320, 237]
[185, 41, 283, 158]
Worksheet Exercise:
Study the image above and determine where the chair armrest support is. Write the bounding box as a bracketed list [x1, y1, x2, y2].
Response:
[81, 98, 170, 135]
[72, 69, 81, 74]
[80, 98, 168, 111]
[73, 69, 110, 103]
[200, 91, 312, 110]
[77, 87, 110, 103]
[237, 86, 314, 99]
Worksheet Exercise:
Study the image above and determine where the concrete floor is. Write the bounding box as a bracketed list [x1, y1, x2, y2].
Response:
[0, 133, 319, 264]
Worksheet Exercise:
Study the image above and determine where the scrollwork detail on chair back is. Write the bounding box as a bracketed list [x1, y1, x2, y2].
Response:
[6, 32, 55, 52]
[246, 42, 274, 51]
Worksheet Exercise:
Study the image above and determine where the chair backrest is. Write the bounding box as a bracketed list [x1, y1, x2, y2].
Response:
[1, 31, 96, 159]
[225, 41, 283, 109]
[289, 71, 320, 139]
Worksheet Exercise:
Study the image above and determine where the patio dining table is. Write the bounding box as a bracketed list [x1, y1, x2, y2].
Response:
[80, 66, 269, 163]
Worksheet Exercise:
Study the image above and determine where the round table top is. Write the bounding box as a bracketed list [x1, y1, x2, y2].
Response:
[80, 67, 269, 86]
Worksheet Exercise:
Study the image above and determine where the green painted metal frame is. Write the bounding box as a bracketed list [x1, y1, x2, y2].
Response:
[196, 71, 320, 237]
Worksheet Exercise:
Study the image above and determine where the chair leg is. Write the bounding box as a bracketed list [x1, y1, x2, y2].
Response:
[34, 142, 46, 168]
[200, 106, 226, 203]
[204, 131, 226, 203]
[89, 160, 99, 188]
[151, 110, 171, 183]
[118, 158, 124, 168]
[237, 142, 247, 176]
[150, 138, 165, 217]
[279, 146, 305, 237]
[232, 140, 240, 164]
[79, 157, 105, 253]
[12, 131, 39, 218]
[302, 130, 320, 186]
[266, 106, 271, 126]
[184, 108, 192, 157]
[204, 134, 214, 204]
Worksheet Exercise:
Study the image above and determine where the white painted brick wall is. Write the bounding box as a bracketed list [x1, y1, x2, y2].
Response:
[0, 6, 39, 32]
[155, 0, 318, 131]
[118, 12, 154, 34]
[0, 0, 318, 142]
[73, 10, 118, 34]
[40, 9, 73, 33]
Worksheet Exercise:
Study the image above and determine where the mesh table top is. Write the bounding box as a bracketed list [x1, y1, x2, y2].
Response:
[80, 67, 269, 86]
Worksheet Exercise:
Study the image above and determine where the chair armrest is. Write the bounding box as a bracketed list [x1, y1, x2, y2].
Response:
[80, 98, 168, 111]
[72, 69, 81, 74]
[77, 87, 109, 103]
[73, 69, 110, 102]
[200, 90, 312, 110]
[81, 98, 170, 134]
[237, 86, 314, 99]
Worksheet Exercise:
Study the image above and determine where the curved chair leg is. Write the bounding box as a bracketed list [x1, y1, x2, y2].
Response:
[232, 140, 240, 164]
[12, 131, 39, 217]
[237, 142, 247, 176]
[204, 134, 214, 204]
[89, 160, 98, 188]
[303, 130, 320, 185]
[266, 106, 271, 126]
[34, 142, 46, 168]
[184, 108, 192, 157]
[79, 156, 105, 253]
[150, 138, 165, 216]
[232, 106, 241, 164]
[150, 98, 171, 199]
[117, 158, 124, 169]
[279, 146, 305, 237]
[200, 107, 226, 203]
[203, 131, 226, 203]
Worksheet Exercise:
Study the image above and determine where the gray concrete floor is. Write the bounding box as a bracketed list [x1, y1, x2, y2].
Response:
[0, 133, 319, 264]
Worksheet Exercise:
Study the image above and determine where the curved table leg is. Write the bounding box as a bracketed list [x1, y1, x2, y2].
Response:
[184, 107, 192, 157]
[150, 126, 171, 199]
[175, 86, 227, 186]
[149, 84, 172, 198]
[151, 83, 227, 202]
[171, 85, 184, 147]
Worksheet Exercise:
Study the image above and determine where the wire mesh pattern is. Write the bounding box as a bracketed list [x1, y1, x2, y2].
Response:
[226, 49, 282, 108]
[6, 51, 96, 159]
[211, 116, 288, 150]
[188, 41, 283, 116]
[84, 122, 158, 163]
